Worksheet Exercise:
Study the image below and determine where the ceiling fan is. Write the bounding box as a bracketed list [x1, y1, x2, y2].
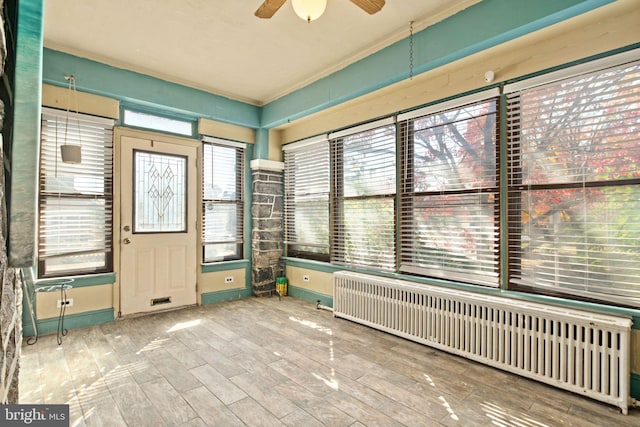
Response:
[255, 0, 385, 23]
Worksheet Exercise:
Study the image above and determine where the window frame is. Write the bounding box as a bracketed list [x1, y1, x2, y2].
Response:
[123, 108, 194, 137]
[330, 118, 397, 271]
[283, 136, 331, 262]
[280, 49, 640, 309]
[398, 91, 501, 287]
[201, 137, 245, 263]
[38, 107, 114, 278]
[505, 55, 640, 307]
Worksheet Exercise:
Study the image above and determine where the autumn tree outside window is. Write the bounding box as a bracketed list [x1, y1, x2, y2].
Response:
[398, 90, 500, 287]
[331, 119, 397, 271]
[282, 50, 640, 308]
[507, 58, 640, 306]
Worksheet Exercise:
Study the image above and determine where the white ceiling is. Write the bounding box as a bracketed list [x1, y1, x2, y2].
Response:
[43, 0, 478, 106]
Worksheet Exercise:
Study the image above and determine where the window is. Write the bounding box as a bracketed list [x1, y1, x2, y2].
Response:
[123, 109, 193, 136]
[331, 119, 396, 270]
[507, 59, 640, 306]
[399, 92, 500, 286]
[283, 137, 330, 261]
[38, 108, 114, 277]
[280, 50, 640, 308]
[202, 139, 244, 262]
[133, 150, 187, 233]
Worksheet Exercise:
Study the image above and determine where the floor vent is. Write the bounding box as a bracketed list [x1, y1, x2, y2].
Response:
[333, 271, 632, 414]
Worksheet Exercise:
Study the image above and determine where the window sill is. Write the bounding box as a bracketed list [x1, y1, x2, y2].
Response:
[201, 259, 249, 273]
[35, 272, 116, 289]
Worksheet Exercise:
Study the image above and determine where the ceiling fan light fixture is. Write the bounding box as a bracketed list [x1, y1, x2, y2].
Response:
[291, 0, 327, 23]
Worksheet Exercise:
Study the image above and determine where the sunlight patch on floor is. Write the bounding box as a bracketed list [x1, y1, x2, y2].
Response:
[312, 372, 339, 390]
[288, 316, 333, 335]
[135, 337, 170, 355]
[482, 401, 550, 427]
[167, 319, 202, 333]
[439, 395, 459, 421]
[424, 373, 460, 421]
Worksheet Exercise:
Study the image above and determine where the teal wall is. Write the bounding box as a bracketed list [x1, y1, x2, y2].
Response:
[9, 0, 43, 266]
[37, 0, 616, 162]
[260, 0, 614, 128]
[42, 49, 260, 129]
[39, 0, 616, 131]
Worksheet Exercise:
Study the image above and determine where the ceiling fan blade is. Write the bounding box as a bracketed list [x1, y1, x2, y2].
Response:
[255, 0, 287, 19]
[350, 0, 385, 15]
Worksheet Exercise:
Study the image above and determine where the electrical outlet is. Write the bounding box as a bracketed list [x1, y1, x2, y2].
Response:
[225, 276, 234, 284]
[303, 275, 310, 282]
[56, 298, 73, 308]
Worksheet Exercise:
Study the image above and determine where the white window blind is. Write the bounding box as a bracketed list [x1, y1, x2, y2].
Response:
[507, 59, 640, 306]
[399, 97, 500, 286]
[283, 137, 330, 261]
[332, 119, 396, 270]
[202, 141, 244, 262]
[39, 108, 114, 277]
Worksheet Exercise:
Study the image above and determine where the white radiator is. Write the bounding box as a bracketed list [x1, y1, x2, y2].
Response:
[333, 271, 633, 414]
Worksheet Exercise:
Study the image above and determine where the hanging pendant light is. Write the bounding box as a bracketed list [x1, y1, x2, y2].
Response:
[291, 0, 327, 23]
[60, 74, 82, 164]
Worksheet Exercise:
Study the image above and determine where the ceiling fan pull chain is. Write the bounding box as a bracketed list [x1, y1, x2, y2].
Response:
[409, 21, 414, 80]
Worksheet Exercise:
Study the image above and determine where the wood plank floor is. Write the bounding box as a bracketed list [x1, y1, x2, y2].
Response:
[19, 297, 640, 426]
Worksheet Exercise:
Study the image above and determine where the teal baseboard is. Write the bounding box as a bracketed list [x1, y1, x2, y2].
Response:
[201, 288, 252, 305]
[287, 285, 333, 308]
[22, 308, 114, 337]
[632, 373, 640, 400]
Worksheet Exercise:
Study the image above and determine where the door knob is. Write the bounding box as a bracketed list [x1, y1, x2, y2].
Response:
[123, 238, 131, 245]
[123, 225, 131, 232]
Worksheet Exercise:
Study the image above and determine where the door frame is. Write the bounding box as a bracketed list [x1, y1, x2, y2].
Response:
[113, 127, 201, 318]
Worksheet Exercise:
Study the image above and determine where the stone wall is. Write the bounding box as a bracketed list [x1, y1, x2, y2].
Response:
[0, 0, 22, 404]
[250, 160, 284, 297]
[0, 132, 22, 403]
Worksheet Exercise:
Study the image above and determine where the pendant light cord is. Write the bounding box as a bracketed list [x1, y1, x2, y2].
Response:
[63, 75, 73, 146]
[64, 75, 83, 151]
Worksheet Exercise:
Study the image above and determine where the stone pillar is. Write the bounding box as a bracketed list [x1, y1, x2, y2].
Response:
[250, 159, 284, 297]
[0, 100, 22, 404]
[0, 1, 24, 403]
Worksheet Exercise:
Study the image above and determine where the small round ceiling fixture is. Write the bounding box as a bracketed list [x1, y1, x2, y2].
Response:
[292, 0, 327, 23]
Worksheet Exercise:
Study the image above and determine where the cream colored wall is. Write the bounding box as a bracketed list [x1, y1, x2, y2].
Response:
[42, 83, 120, 119]
[286, 266, 332, 295]
[276, 0, 640, 144]
[36, 284, 113, 319]
[268, 129, 283, 162]
[197, 269, 246, 303]
[198, 118, 256, 143]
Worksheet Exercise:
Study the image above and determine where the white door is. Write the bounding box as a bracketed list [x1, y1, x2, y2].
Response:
[119, 135, 197, 316]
